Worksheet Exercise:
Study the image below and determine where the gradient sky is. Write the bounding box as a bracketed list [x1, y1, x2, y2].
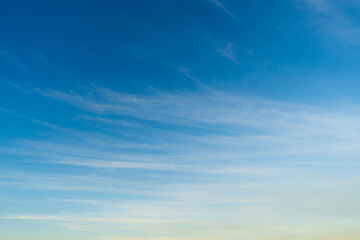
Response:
[1, 0, 360, 239]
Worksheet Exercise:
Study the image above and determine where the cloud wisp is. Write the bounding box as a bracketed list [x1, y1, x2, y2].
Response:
[2, 85, 360, 239]
[210, 0, 235, 18]
[217, 43, 239, 64]
[299, 0, 360, 45]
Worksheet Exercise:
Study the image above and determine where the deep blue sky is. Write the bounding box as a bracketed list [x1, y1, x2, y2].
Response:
[2, 0, 360, 100]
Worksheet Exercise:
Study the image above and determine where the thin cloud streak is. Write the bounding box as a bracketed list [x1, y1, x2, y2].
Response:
[177, 66, 203, 86]
[210, 0, 235, 18]
[3, 85, 360, 238]
[47, 159, 269, 174]
[0, 215, 195, 224]
[217, 43, 239, 64]
[299, 0, 360, 44]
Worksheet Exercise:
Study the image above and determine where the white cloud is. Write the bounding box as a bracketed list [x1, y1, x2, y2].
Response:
[298, 0, 360, 44]
[3, 85, 360, 237]
[210, 0, 234, 18]
[0, 215, 192, 224]
[177, 66, 203, 86]
[217, 43, 239, 64]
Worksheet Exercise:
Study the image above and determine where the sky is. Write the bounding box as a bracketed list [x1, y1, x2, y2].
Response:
[1, 0, 360, 239]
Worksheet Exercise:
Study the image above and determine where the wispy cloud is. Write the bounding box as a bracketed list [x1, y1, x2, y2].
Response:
[2, 2, 360, 239]
[27, 85, 360, 157]
[0, 215, 192, 224]
[46, 158, 268, 174]
[210, 0, 235, 18]
[0, 48, 31, 72]
[99, 237, 216, 240]
[177, 66, 203, 87]
[80, 115, 142, 128]
[3, 84, 360, 237]
[298, 0, 360, 44]
[217, 43, 239, 64]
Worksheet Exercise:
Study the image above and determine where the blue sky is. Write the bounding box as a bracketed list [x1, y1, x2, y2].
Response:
[1, 0, 360, 239]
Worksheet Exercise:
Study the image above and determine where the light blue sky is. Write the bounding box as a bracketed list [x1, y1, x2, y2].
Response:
[1, 0, 360, 239]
